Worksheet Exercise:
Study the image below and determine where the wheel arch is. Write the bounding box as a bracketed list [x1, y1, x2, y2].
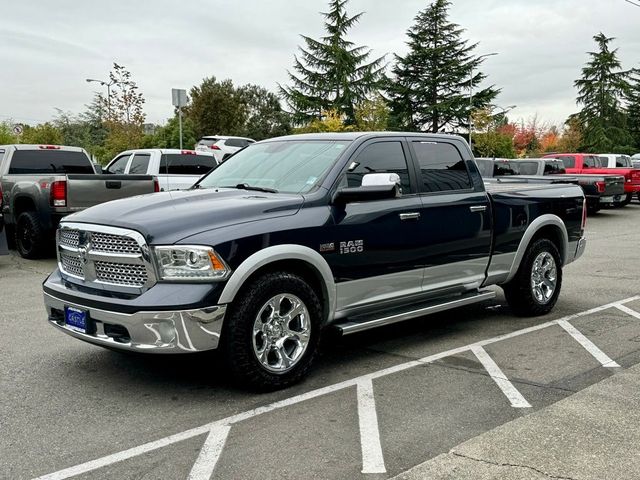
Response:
[218, 245, 336, 323]
[504, 214, 568, 284]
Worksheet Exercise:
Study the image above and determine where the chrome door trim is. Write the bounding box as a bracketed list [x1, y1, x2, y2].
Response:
[399, 212, 421, 221]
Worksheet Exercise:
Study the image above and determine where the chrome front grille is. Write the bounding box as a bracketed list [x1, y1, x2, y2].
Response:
[60, 252, 83, 277]
[59, 230, 80, 249]
[95, 261, 148, 287]
[91, 232, 142, 255]
[57, 224, 155, 292]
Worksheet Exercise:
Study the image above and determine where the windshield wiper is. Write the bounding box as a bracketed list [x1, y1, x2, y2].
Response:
[221, 183, 279, 193]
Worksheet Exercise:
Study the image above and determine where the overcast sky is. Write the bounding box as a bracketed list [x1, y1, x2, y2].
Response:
[1, 0, 639, 128]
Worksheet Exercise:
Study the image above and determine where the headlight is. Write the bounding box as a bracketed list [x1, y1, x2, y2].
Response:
[153, 246, 230, 281]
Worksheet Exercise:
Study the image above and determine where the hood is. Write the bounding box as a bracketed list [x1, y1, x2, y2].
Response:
[64, 188, 304, 244]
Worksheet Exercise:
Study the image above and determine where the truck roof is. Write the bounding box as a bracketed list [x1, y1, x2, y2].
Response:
[261, 132, 467, 143]
[0, 144, 86, 152]
[117, 148, 215, 156]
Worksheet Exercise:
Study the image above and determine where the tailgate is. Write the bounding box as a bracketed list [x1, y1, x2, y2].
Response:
[66, 175, 157, 209]
[604, 176, 625, 195]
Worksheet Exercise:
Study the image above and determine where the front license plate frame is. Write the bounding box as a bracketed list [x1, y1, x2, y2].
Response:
[64, 306, 88, 334]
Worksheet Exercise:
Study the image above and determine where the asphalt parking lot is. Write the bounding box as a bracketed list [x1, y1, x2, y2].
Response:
[2, 204, 640, 480]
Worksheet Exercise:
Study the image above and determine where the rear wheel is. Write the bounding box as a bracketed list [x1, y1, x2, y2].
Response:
[502, 238, 563, 317]
[15, 211, 45, 259]
[220, 271, 322, 390]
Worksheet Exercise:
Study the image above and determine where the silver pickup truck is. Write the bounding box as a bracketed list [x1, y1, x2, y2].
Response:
[0, 144, 159, 258]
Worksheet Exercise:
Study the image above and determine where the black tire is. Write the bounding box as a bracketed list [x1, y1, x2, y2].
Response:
[502, 238, 563, 317]
[15, 211, 45, 259]
[220, 271, 323, 391]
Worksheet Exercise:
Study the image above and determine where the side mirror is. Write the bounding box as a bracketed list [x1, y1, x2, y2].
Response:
[334, 173, 401, 204]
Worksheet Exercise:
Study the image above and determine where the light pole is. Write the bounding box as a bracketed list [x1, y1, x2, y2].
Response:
[469, 52, 498, 146]
[86, 78, 118, 118]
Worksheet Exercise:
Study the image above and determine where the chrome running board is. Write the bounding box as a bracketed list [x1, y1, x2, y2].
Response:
[335, 290, 497, 335]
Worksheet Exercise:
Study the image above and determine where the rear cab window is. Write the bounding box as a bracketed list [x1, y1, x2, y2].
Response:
[493, 161, 519, 176]
[8, 149, 93, 174]
[517, 162, 538, 175]
[159, 154, 218, 175]
[412, 141, 472, 192]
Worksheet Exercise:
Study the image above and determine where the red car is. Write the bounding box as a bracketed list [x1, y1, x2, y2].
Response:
[544, 153, 640, 205]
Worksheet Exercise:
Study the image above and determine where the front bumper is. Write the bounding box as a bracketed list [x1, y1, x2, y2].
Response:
[44, 291, 226, 353]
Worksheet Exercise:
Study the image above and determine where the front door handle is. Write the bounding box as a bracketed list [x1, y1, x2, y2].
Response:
[399, 212, 420, 221]
[469, 205, 487, 213]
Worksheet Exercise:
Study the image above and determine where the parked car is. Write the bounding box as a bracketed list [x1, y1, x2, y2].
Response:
[104, 149, 218, 191]
[194, 136, 255, 163]
[633, 154, 640, 169]
[43, 132, 586, 390]
[598, 154, 633, 168]
[0, 144, 159, 258]
[544, 153, 640, 206]
[475, 158, 624, 213]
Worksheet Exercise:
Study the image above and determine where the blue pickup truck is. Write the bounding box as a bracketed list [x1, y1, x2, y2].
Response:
[43, 133, 586, 389]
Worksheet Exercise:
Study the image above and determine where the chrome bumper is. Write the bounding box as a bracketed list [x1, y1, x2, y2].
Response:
[44, 292, 226, 353]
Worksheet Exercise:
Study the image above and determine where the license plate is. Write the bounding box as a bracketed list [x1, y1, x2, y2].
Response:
[65, 306, 87, 333]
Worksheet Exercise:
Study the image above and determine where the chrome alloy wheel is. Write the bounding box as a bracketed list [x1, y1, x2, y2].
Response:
[252, 294, 311, 373]
[530, 252, 557, 304]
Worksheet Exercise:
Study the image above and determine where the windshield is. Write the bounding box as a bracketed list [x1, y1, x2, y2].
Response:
[197, 140, 350, 194]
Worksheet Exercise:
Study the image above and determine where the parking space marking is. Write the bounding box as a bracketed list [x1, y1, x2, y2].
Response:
[470, 345, 531, 408]
[187, 425, 231, 480]
[357, 379, 386, 474]
[615, 304, 640, 321]
[33, 295, 640, 480]
[557, 320, 620, 368]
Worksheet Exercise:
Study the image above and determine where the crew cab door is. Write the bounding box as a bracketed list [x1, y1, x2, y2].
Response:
[408, 139, 492, 295]
[330, 138, 425, 312]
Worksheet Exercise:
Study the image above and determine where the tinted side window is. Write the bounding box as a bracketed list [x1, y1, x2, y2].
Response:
[544, 161, 566, 174]
[128, 154, 150, 174]
[616, 156, 630, 167]
[558, 156, 575, 169]
[159, 154, 218, 175]
[106, 155, 130, 174]
[584, 156, 598, 168]
[412, 141, 471, 192]
[346, 141, 412, 193]
[518, 162, 538, 175]
[224, 138, 249, 148]
[8, 150, 93, 174]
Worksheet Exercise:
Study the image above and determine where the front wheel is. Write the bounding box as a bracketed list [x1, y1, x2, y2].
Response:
[502, 238, 563, 317]
[220, 272, 322, 390]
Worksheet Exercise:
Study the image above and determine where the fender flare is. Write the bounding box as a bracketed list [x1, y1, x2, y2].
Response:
[217, 244, 337, 321]
[504, 214, 568, 283]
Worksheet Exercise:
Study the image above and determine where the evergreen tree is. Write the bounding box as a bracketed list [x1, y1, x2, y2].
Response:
[387, 0, 498, 133]
[574, 33, 632, 152]
[627, 69, 640, 150]
[280, 0, 385, 125]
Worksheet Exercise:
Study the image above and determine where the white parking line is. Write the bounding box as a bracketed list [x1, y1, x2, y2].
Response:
[187, 425, 231, 480]
[32, 295, 640, 480]
[357, 379, 386, 474]
[470, 345, 531, 408]
[615, 304, 640, 320]
[557, 320, 620, 368]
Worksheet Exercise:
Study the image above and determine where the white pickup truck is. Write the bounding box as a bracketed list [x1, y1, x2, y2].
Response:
[104, 149, 218, 191]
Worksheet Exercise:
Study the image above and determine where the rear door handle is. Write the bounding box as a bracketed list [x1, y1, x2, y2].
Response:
[469, 205, 487, 213]
[399, 212, 420, 221]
